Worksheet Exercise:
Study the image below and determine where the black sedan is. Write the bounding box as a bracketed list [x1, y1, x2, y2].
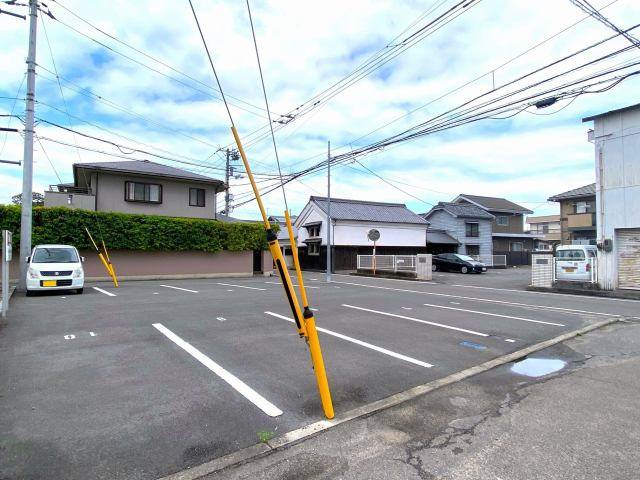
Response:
[432, 253, 487, 273]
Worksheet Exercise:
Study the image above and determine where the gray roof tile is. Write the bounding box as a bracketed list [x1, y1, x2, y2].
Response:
[74, 160, 224, 185]
[547, 183, 596, 201]
[456, 194, 533, 214]
[422, 202, 494, 220]
[310, 196, 428, 225]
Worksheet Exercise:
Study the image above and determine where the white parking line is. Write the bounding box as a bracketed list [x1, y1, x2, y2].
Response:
[331, 280, 616, 318]
[92, 286, 116, 297]
[265, 281, 319, 289]
[342, 304, 488, 337]
[159, 285, 199, 293]
[422, 303, 565, 327]
[152, 323, 283, 417]
[264, 312, 433, 368]
[217, 282, 266, 291]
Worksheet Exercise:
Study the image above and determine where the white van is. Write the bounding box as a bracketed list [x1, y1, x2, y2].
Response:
[26, 244, 85, 295]
[554, 245, 597, 282]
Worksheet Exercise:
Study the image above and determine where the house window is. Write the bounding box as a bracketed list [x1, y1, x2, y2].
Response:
[189, 188, 206, 207]
[574, 201, 594, 214]
[511, 242, 523, 252]
[306, 224, 321, 237]
[125, 181, 162, 203]
[308, 242, 320, 256]
[497, 216, 509, 226]
[465, 222, 479, 237]
[466, 245, 480, 256]
[542, 225, 549, 234]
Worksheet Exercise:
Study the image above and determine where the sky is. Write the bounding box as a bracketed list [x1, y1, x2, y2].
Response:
[1, 0, 639, 220]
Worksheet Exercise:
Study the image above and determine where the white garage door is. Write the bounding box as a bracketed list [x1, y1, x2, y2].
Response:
[617, 229, 640, 290]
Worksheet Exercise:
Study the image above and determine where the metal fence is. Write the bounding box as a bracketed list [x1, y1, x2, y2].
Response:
[357, 255, 416, 272]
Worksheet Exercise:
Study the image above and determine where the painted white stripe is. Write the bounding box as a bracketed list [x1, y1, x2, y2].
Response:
[92, 286, 116, 297]
[265, 281, 319, 289]
[332, 273, 634, 304]
[332, 280, 614, 318]
[342, 304, 488, 337]
[264, 311, 433, 368]
[422, 303, 565, 327]
[217, 282, 266, 291]
[450, 283, 639, 303]
[160, 284, 199, 293]
[152, 323, 282, 417]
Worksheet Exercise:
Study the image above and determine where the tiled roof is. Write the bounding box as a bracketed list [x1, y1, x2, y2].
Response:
[310, 196, 428, 225]
[74, 160, 224, 185]
[456, 194, 533, 214]
[426, 229, 459, 245]
[422, 202, 494, 220]
[547, 183, 596, 202]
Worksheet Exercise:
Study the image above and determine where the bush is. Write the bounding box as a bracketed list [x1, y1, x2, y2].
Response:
[0, 205, 272, 252]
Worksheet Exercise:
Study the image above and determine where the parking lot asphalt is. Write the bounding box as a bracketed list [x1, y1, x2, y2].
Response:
[1, 270, 638, 480]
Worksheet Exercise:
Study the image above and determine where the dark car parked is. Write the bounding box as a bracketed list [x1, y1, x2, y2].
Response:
[432, 253, 487, 273]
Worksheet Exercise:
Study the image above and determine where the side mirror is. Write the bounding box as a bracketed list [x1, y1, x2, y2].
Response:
[25, 256, 31, 263]
[81, 256, 85, 262]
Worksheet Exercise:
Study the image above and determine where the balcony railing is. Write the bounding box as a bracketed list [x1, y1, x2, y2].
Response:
[48, 184, 92, 195]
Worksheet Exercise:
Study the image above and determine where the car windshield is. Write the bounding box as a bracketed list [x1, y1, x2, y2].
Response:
[455, 254, 475, 262]
[32, 247, 79, 263]
[556, 249, 585, 261]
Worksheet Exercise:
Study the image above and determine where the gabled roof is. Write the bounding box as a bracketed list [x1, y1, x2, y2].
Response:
[309, 196, 428, 225]
[527, 215, 560, 223]
[453, 194, 533, 214]
[582, 102, 640, 122]
[422, 202, 494, 220]
[73, 160, 225, 187]
[426, 228, 459, 245]
[547, 183, 596, 202]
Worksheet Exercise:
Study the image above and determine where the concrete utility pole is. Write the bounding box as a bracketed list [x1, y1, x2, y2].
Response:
[326, 141, 331, 283]
[224, 148, 239, 215]
[18, 0, 38, 292]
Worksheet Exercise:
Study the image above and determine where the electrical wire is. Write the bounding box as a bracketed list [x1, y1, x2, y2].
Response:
[245, 0, 288, 211]
[0, 74, 26, 157]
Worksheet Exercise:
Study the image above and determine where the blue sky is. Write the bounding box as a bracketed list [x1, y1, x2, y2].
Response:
[1, 0, 639, 220]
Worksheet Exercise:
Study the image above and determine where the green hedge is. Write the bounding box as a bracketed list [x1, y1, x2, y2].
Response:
[0, 205, 272, 252]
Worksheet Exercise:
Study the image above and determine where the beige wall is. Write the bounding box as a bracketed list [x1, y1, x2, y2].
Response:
[492, 213, 525, 234]
[44, 191, 96, 210]
[96, 172, 220, 219]
[9, 249, 253, 281]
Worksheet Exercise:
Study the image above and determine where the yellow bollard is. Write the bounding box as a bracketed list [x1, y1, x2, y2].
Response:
[231, 125, 334, 418]
[284, 210, 334, 419]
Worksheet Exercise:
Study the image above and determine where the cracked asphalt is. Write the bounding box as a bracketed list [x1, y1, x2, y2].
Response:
[211, 320, 640, 480]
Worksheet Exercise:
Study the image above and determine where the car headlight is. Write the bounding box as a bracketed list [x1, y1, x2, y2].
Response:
[73, 268, 83, 278]
[28, 267, 39, 279]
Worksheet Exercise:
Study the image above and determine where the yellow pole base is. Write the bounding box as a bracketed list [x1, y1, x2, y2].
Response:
[304, 314, 334, 419]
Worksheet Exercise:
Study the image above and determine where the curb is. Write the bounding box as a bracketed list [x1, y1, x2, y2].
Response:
[157, 317, 618, 480]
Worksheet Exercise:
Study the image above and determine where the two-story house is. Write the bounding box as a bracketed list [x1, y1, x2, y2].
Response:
[547, 183, 596, 245]
[421, 202, 494, 264]
[451, 194, 537, 264]
[45, 160, 226, 219]
[294, 196, 429, 271]
[527, 215, 561, 251]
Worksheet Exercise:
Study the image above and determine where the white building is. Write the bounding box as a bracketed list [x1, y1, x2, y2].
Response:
[294, 196, 429, 271]
[583, 103, 640, 290]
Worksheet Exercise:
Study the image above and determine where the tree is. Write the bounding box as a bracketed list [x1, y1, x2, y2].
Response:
[11, 192, 45, 207]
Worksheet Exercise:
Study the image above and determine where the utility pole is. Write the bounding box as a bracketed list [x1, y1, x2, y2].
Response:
[224, 148, 239, 215]
[224, 148, 231, 215]
[18, 0, 38, 292]
[326, 141, 331, 283]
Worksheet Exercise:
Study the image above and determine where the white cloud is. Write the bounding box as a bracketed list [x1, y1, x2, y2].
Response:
[1, 0, 639, 221]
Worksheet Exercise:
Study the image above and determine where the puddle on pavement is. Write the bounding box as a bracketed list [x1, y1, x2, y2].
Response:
[510, 358, 566, 377]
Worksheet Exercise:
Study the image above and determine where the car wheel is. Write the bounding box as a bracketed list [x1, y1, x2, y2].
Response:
[432, 264, 438, 272]
[26, 290, 34, 297]
[76, 288, 84, 294]
[461, 266, 468, 274]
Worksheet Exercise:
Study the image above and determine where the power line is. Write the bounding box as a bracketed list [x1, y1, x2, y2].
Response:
[0, 74, 26, 157]
[245, 0, 288, 211]
[569, 0, 640, 48]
